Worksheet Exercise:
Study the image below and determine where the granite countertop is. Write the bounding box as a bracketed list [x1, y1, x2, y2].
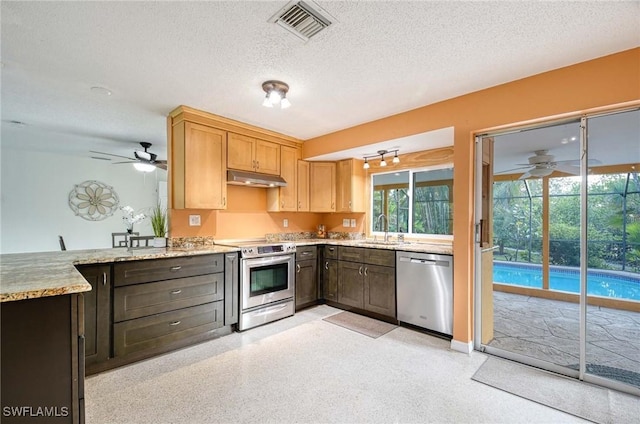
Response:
[293, 238, 453, 255]
[0, 246, 238, 303]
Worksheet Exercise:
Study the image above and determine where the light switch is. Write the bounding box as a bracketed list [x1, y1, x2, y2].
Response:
[189, 215, 201, 226]
[343, 218, 350, 227]
[283, 219, 289, 228]
[350, 219, 356, 227]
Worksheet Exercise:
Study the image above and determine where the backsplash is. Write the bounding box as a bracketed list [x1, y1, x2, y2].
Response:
[265, 232, 365, 241]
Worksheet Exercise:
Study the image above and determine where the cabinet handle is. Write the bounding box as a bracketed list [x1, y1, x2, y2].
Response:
[331, 202, 335, 210]
[170, 289, 182, 295]
[223, 197, 226, 206]
[281, 200, 284, 207]
[358, 266, 363, 275]
[296, 264, 301, 273]
[102, 272, 107, 285]
[256, 161, 260, 169]
[325, 261, 329, 270]
[170, 266, 182, 272]
[298, 201, 301, 209]
[169, 321, 181, 326]
[301, 251, 311, 256]
[328, 247, 335, 252]
[252, 160, 256, 169]
[349, 200, 352, 209]
[364, 267, 368, 276]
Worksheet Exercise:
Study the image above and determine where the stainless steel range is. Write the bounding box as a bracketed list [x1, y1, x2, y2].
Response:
[223, 241, 296, 331]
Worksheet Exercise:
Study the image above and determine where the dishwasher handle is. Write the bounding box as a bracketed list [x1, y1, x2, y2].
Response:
[398, 256, 450, 267]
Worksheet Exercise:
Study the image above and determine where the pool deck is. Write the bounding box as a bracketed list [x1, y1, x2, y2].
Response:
[488, 291, 640, 388]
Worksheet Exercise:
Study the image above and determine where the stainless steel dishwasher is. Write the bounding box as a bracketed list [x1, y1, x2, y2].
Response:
[396, 251, 453, 336]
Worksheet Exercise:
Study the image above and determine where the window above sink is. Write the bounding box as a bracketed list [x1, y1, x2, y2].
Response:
[371, 165, 453, 240]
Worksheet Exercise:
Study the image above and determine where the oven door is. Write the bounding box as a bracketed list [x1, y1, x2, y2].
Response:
[241, 254, 295, 310]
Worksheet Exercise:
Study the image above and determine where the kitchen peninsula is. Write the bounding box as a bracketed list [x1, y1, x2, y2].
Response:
[0, 245, 237, 424]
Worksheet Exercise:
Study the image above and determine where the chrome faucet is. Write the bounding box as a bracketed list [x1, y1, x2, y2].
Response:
[376, 214, 389, 242]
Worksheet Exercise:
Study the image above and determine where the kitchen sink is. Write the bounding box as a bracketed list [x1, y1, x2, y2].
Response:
[356, 240, 402, 247]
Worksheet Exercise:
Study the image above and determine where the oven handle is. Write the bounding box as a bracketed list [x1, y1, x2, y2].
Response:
[241, 254, 294, 267]
[253, 303, 289, 316]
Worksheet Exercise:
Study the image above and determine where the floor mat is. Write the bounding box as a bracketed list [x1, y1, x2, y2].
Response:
[323, 311, 397, 338]
[472, 356, 640, 424]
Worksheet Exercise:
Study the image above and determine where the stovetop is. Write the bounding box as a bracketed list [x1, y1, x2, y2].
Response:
[217, 240, 296, 258]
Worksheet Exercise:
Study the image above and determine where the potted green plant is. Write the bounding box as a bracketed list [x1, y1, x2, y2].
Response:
[150, 203, 167, 248]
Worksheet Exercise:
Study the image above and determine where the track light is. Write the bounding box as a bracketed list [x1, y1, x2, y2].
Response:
[362, 149, 399, 169]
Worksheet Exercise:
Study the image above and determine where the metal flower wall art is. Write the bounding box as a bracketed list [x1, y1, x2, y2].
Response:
[68, 180, 120, 221]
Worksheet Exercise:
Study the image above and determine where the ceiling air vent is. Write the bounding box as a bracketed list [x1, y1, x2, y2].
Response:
[269, 0, 334, 42]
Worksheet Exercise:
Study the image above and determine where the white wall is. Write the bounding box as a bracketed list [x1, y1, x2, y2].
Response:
[0, 148, 166, 253]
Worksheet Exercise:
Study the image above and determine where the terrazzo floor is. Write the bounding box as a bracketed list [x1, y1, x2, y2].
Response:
[489, 291, 640, 388]
[86, 305, 588, 424]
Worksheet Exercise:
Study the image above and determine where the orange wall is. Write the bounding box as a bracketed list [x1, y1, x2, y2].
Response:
[303, 48, 640, 346]
[171, 185, 324, 239]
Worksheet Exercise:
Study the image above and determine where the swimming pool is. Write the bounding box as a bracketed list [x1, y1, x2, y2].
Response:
[493, 262, 640, 301]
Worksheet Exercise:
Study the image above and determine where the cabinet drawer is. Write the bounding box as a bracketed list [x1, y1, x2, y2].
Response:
[338, 246, 364, 263]
[296, 245, 317, 261]
[113, 301, 223, 357]
[114, 254, 224, 286]
[114, 273, 224, 322]
[324, 245, 338, 259]
[364, 249, 395, 267]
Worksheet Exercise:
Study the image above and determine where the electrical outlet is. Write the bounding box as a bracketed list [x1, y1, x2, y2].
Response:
[283, 218, 289, 228]
[350, 219, 356, 227]
[189, 215, 201, 226]
[343, 218, 350, 227]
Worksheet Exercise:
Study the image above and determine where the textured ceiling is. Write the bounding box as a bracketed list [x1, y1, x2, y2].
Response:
[1, 1, 639, 161]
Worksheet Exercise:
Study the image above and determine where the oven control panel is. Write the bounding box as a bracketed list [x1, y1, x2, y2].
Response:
[240, 243, 296, 258]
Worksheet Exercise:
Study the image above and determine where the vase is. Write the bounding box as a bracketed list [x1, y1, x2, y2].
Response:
[126, 228, 133, 234]
[153, 237, 167, 248]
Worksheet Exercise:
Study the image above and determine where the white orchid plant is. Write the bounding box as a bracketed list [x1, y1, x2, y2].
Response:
[120, 205, 146, 232]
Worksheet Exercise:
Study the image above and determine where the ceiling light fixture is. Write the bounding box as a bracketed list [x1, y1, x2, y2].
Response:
[133, 162, 156, 173]
[362, 149, 399, 169]
[262, 80, 291, 109]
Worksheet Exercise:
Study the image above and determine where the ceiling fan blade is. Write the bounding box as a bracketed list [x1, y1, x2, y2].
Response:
[518, 171, 533, 180]
[555, 158, 602, 166]
[89, 150, 136, 161]
[112, 160, 137, 164]
[496, 166, 531, 174]
[155, 162, 168, 170]
[554, 163, 581, 175]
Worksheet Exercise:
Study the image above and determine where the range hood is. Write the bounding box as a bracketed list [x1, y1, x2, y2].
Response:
[226, 170, 287, 188]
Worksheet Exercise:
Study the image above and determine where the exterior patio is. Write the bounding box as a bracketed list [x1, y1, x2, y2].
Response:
[488, 291, 640, 388]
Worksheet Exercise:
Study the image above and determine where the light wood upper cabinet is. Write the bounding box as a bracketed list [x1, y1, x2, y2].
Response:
[309, 162, 336, 212]
[171, 121, 227, 209]
[227, 133, 280, 175]
[297, 160, 310, 212]
[267, 146, 300, 212]
[336, 159, 366, 213]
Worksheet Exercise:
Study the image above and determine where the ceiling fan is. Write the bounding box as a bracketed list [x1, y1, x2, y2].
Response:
[498, 150, 583, 179]
[90, 142, 167, 171]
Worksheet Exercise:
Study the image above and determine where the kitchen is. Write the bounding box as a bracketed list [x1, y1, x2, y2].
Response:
[1, 1, 639, 423]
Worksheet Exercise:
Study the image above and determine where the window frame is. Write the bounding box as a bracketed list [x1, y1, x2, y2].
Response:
[370, 164, 454, 241]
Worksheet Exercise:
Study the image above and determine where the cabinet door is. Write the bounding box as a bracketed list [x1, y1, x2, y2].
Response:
[337, 261, 364, 308]
[77, 264, 111, 368]
[309, 162, 336, 212]
[184, 122, 227, 209]
[364, 264, 396, 318]
[295, 259, 318, 309]
[255, 139, 281, 175]
[267, 146, 298, 211]
[337, 159, 366, 212]
[322, 258, 338, 302]
[227, 133, 255, 172]
[224, 253, 239, 326]
[297, 160, 310, 211]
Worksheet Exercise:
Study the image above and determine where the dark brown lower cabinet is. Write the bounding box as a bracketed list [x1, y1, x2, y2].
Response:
[363, 264, 396, 317]
[335, 247, 396, 319]
[322, 258, 338, 302]
[76, 264, 111, 372]
[337, 261, 364, 308]
[295, 246, 318, 310]
[1, 294, 84, 423]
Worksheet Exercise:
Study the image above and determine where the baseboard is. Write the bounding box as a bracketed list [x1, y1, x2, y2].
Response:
[450, 339, 473, 355]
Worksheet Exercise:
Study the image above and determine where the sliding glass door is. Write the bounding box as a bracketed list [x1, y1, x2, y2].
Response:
[476, 107, 640, 395]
